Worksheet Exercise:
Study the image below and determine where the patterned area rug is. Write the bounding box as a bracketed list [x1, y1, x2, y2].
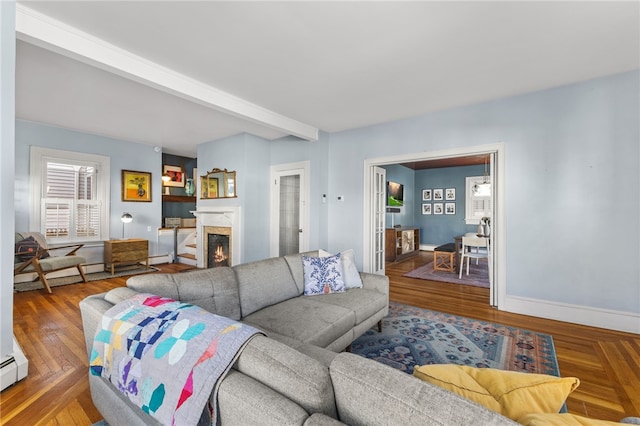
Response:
[14, 265, 159, 292]
[404, 259, 489, 288]
[351, 302, 559, 376]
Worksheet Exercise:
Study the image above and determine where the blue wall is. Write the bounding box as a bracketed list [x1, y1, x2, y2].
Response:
[268, 70, 639, 316]
[415, 165, 484, 245]
[15, 120, 163, 249]
[197, 133, 271, 263]
[382, 164, 487, 245]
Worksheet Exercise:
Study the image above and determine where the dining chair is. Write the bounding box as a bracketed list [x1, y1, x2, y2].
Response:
[459, 235, 490, 279]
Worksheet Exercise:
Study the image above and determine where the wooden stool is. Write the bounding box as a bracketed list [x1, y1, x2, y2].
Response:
[433, 243, 457, 272]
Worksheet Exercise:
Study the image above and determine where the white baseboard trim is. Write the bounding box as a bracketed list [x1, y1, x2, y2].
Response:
[503, 295, 640, 334]
[420, 244, 438, 252]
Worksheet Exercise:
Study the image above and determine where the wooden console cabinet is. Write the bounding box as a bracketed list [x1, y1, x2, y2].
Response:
[104, 239, 149, 275]
[385, 227, 420, 262]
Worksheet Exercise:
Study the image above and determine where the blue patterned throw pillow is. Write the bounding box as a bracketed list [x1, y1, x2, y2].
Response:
[302, 253, 346, 295]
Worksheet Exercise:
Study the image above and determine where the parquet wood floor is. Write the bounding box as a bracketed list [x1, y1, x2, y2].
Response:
[1, 255, 638, 425]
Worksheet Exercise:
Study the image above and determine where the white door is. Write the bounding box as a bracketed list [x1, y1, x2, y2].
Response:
[371, 166, 386, 274]
[270, 162, 309, 257]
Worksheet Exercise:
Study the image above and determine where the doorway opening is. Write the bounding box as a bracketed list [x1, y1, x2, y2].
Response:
[363, 143, 505, 308]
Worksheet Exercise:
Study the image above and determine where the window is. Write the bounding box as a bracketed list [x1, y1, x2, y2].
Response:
[465, 175, 491, 225]
[30, 147, 110, 243]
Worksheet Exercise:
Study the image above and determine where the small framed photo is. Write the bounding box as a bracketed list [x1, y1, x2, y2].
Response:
[422, 203, 432, 215]
[122, 170, 152, 202]
[445, 188, 456, 201]
[445, 202, 456, 215]
[422, 189, 432, 201]
[163, 165, 185, 187]
[433, 189, 444, 200]
[433, 203, 443, 215]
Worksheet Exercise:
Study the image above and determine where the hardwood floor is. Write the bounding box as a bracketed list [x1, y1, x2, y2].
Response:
[1, 255, 638, 425]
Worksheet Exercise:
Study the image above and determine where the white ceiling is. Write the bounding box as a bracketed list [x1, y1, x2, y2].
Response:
[15, 1, 640, 157]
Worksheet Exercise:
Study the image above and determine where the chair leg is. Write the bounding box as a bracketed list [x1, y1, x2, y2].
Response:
[31, 261, 52, 293]
[459, 255, 464, 278]
[377, 320, 382, 332]
[77, 265, 88, 282]
[37, 272, 52, 294]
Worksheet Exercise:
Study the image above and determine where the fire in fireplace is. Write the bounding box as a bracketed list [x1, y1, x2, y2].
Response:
[208, 233, 230, 267]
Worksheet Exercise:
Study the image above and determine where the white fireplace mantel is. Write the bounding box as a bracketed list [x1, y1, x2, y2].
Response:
[191, 206, 241, 267]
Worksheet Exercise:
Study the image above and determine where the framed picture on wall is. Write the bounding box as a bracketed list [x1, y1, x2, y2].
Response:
[433, 189, 443, 200]
[163, 165, 185, 187]
[422, 203, 431, 215]
[445, 202, 456, 215]
[122, 170, 152, 202]
[433, 203, 443, 215]
[422, 189, 432, 201]
[445, 188, 456, 200]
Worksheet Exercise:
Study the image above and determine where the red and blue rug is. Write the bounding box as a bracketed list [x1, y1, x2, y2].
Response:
[351, 302, 559, 376]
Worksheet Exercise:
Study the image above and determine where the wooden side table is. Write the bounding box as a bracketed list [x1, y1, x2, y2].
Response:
[104, 239, 149, 275]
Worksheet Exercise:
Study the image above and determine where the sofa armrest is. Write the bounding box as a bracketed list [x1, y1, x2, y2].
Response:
[329, 352, 517, 426]
[360, 272, 389, 296]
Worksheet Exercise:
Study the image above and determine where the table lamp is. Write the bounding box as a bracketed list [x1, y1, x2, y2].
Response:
[121, 212, 133, 239]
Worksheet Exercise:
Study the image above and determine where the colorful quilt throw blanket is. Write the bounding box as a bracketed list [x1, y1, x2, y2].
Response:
[90, 293, 262, 426]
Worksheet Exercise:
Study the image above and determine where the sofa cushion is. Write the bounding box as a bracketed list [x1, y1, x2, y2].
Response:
[303, 254, 346, 295]
[126, 267, 241, 320]
[310, 288, 387, 325]
[284, 250, 320, 294]
[233, 335, 337, 418]
[412, 364, 579, 421]
[218, 370, 311, 426]
[234, 257, 300, 317]
[242, 297, 355, 348]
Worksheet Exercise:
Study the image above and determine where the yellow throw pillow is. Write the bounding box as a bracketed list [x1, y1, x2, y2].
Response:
[518, 413, 627, 425]
[413, 364, 580, 420]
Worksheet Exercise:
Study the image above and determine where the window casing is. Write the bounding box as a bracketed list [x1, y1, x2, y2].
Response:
[465, 175, 491, 225]
[30, 147, 110, 243]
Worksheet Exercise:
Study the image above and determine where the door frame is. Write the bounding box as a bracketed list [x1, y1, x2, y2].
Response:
[363, 143, 505, 308]
[269, 161, 310, 257]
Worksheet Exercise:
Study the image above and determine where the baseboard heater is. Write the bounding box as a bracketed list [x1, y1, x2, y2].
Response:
[0, 337, 28, 391]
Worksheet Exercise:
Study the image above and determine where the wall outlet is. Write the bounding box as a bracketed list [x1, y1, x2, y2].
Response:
[147, 226, 152, 232]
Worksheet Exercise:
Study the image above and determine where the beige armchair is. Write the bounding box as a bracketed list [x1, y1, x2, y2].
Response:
[14, 232, 87, 293]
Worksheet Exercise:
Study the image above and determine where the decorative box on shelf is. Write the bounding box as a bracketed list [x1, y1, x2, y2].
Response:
[181, 218, 196, 227]
[165, 217, 181, 227]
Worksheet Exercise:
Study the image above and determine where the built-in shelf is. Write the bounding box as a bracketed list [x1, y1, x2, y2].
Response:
[162, 195, 196, 203]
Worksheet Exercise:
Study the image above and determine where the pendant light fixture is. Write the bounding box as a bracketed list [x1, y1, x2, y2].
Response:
[472, 156, 491, 196]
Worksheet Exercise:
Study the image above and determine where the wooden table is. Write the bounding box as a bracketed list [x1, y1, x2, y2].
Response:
[104, 239, 149, 275]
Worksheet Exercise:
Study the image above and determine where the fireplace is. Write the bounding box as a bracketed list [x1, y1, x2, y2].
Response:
[192, 206, 241, 268]
[204, 226, 231, 268]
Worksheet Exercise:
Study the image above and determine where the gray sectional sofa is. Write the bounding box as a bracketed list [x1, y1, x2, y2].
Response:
[80, 251, 516, 425]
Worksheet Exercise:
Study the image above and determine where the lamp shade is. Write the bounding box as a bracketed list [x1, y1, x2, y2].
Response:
[121, 212, 133, 223]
